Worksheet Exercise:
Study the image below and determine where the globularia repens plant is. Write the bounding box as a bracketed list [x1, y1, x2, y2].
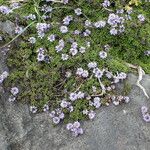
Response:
[0, 0, 150, 136]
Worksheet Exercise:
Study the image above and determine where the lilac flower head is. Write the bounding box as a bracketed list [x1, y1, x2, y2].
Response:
[74, 8, 82, 16]
[60, 26, 68, 33]
[66, 123, 73, 130]
[28, 37, 36, 44]
[60, 100, 68, 108]
[73, 121, 80, 128]
[85, 20, 92, 27]
[37, 53, 45, 62]
[8, 95, 16, 102]
[82, 70, 89, 78]
[70, 48, 78, 56]
[141, 106, 148, 115]
[76, 68, 84, 76]
[107, 13, 121, 27]
[77, 128, 84, 135]
[88, 62, 97, 69]
[30, 106, 37, 113]
[94, 20, 106, 28]
[69, 93, 77, 101]
[79, 46, 86, 53]
[117, 72, 127, 80]
[61, 54, 69, 61]
[43, 104, 49, 112]
[143, 114, 150, 122]
[110, 28, 118, 35]
[138, 14, 145, 22]
[53, 117, 60, 124]
[88, 111, 96, 120]
[102, 0, 110, 8]
[99, 51, 107, 59]
[83, 109, 89, 115]
[0, 6, 12, 14]
[49, 111, 56, 118]
[59, 113, 65, 119]
[77, 91, 85, 99]
[63, 0, 69, 4]
[63, 15, 73, 25]
[124, 96, 130, 103]
[48, 34, 56, 42]
[11, 87, 19, 96]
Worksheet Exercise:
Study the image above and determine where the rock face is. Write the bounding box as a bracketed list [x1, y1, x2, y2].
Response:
[0, 46, 150, 150]
[0, 20, 15, 37]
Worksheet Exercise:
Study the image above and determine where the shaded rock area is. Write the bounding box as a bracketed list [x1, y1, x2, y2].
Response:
[0, 21, 150, 150]
[0, 20, 15, 37]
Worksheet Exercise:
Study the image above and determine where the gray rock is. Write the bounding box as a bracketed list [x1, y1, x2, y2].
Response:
[0, 48, 150, 150]
[0, 20, 15, 37]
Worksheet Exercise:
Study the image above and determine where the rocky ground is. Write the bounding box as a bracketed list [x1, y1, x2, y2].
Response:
[0, 21, 150, 150]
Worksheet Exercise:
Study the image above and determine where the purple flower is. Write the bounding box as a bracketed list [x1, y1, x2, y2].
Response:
[49, 111, 55, 118]
[88, 111, 96, 120]
[43, 104, 49, 112]
[8, 95, 16, 102]
[73, 121, 80, 128]
[66, 123, 73, 130]
[69, 93, 77, 101]
[70, 48, 78, 56]
[0, 6, 11, 14]
[138, 14, 145, 22]
[124, 96, 130, 103]
[88, 62, 97, 69]
[74, 8, 82, 16]
[141, 106, 148, 115]
[63, 15, 73, 25]
[10, 87, 19, 96]
[60, 100, 68, 108]
[61, 54, 69, 61]
[77, 128, 84, 135]
[59, 113, 65, 119]
[110, 28, 118, 35]
[30, 106, 37, 113]
[48, 34, 56, 42]
[102, 0, 110, 8]
[94, 21, 106, 28]
[37, 53, 45, 62]
[60, 26, 68, 33]
[99, 51, 107, 59]
[28, 37, 36, 44]
[53, 117, 60, 124]
[143, 114, 150, 122]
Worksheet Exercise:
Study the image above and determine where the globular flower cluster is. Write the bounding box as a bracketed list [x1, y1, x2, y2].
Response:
[8, 87, 19, 102]
[69, 91, 85, 101]
[30, 106, 38, 113]
[138, 14, 145, 22]
[107, 13, 125, 35]
[76, 68, 89, 78]
[111, 95, 130, 106]
[25, 14, 36, 20]
[102, 0, 110, 8]
[36, 23, 50, 38]
[66, 121, 83, 137]
[36, 48, 51, 63]
[141, 106, 150, 122]
[49, 108, 65, 124]
[0, 5, 12, 14]
[28, 37, 36, 44]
